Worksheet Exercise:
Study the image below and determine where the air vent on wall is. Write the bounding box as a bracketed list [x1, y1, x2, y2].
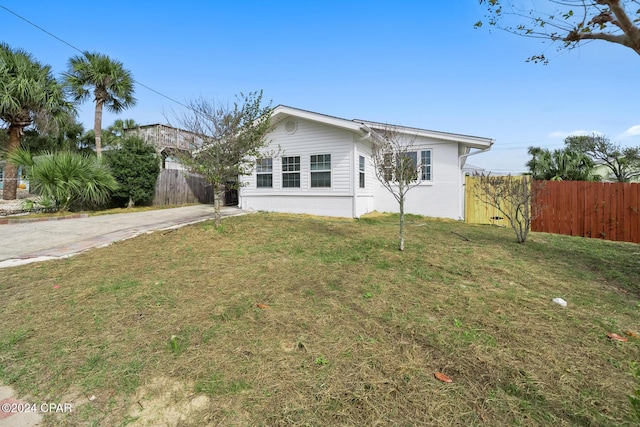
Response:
[284, 119, 297, 134]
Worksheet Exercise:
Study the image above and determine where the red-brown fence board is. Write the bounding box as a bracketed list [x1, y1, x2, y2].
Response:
[632, 184, 637, 240]
[605, 184, 612, 237]
[576, 181, 586, 237]
[569, 182, 578, 236]
[628, 184, 635, 239]
[532, 180, 640, 244]
[621, 183, 631, 241]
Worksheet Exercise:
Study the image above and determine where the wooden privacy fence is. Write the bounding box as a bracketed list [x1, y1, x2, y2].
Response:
[153, 169, 214, 206]
[532, 180, 640, 244]
[465, 176, 640, 244]
[464, 175, 522, 228]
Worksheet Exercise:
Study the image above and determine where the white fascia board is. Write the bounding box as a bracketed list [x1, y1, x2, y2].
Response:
[271, 105, 368, 135]
[354, 119, 494, 149]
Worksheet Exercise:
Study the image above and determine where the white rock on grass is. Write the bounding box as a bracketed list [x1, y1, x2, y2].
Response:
[552, 297, 567, 308]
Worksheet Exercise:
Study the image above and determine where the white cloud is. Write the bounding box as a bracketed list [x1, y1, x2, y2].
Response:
[547, 130, 602, 140]
[620, 125, 640, 139]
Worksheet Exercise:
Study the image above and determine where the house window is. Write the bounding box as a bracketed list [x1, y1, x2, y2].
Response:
[383, 150, 431, 182]
[310, 154, 331, 188]
[282, 156, 300, 188]
[394, 151, 419, 182]
[256, 158, 273, 188]
[359, 155, 365, 188]
[421, 150, 432, 181]
[405, 152, 418, 178]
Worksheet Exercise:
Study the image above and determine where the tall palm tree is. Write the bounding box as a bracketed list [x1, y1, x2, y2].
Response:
[0, 43, 72, 200]
[64, 52, 136, 158]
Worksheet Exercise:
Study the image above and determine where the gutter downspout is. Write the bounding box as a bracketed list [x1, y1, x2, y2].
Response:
[353, 126, 376, 218]
[351, 125, 373, 218]
[458, 141, 494, 221]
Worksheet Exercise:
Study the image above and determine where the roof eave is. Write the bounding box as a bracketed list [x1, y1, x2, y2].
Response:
[354, 119, 493, 149]
[271, 105, 369, 135]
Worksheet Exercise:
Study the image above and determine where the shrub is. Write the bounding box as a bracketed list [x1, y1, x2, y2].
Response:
[9, 149, 118, 211]
[105, 136, 160, 208]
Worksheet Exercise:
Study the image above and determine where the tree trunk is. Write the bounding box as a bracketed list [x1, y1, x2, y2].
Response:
[399, 195, 405, 251]
[2, 124, 23, 200]
[213, 184, 224, 227]
[94, 98, 104, 159]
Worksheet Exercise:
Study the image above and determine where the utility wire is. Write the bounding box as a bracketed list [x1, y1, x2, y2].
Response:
[0, 4, 80, 53]
[0, 4, 192, 112]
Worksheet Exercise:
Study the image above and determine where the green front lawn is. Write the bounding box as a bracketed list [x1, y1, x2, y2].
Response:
[1, 213, 639, 426]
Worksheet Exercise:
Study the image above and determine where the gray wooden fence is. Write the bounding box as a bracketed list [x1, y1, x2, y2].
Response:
[153, 169, 214, 206]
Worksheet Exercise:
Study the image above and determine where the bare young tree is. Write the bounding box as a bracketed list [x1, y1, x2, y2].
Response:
[371, 126, 424, 251]
[473, 174, 545, 243]
[475, 0, 640, 63]
[176, 91, 272, 226]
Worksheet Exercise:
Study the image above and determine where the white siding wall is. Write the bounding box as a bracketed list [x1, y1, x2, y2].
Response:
[238, 195, 354, 217]
[240, 119, 468, 220]
[372, 138, 463, 219]
[240, 118, 357, 217]
[355, 138, 375, 217]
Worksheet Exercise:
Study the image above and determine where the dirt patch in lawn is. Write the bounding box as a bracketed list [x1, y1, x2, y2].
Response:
[127, 377, 210, 427]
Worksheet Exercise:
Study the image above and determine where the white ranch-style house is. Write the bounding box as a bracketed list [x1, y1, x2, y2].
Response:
[239, 106, 494, 219]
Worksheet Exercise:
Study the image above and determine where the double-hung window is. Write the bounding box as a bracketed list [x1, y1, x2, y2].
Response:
[405, 152, 418, 180]
[359, 155, 365, 188]
[384, 150, 432, 182]
[420, 150, 432, 181]
[256, 158, 273, 188]
[394, 151, 419, 182]
[310, 154, 331, 188]
[282, 156, 300, 188]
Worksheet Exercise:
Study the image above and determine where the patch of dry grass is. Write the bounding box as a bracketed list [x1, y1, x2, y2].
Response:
[1, 213, 639, 426]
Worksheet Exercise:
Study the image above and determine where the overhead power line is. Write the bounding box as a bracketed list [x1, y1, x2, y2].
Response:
[0, 4, 192, 112]
[0, 4, 81, 53]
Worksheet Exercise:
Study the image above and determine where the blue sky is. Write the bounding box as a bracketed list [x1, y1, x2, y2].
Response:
[2, 1, 639, 173]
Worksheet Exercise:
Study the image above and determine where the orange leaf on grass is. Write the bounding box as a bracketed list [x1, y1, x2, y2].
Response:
[625, 330, 639, 338]
[256, 303, 269, 309]
[434, 372, 453, 383]
[607, 333, 628, 342]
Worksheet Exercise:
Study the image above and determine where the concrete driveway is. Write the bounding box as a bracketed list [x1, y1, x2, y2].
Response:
[0, 205, 246, 268]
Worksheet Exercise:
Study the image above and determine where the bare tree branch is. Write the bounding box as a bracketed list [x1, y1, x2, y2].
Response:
[371, 125, 424, 251]
[476, 0, 640, 61]
[473, 174, 546, 243]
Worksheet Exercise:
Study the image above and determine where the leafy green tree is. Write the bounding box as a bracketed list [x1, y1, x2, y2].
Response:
[475, 0, 640, 63]
[0, 43, 73, 199]
[527, 146, 600, 181]
[20, 121, 88, 154]
[104, 118, 138, 147]
[9, 148, 118, 211]
[64, 52, 136, 158]
[565, 134, 640, 182]
[176, 91, 272, 226]
[105, 136, 160, 208]
[73, 119, 137, 153]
